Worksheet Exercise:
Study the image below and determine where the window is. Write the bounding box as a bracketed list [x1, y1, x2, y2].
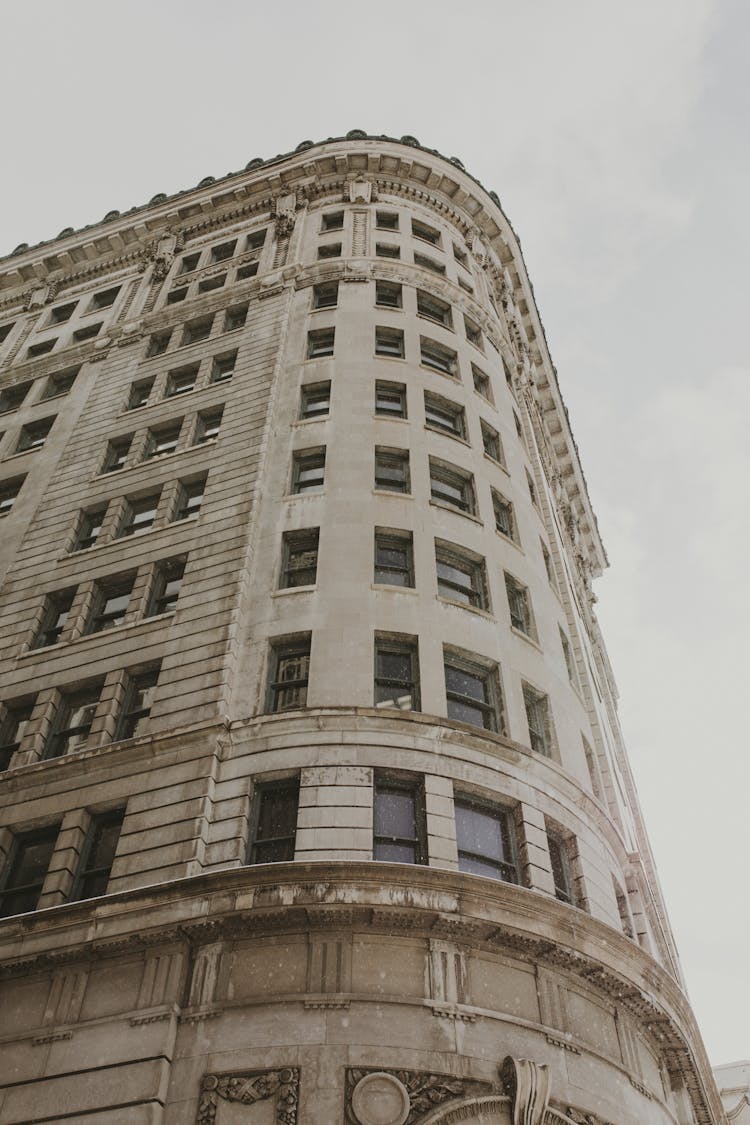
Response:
[547, 828, 575, 905]
[42, 367, 78, 400]
[373, 774, 426, 863]
[321, 211, 344, 231]
[45, 685, 101, 759]
[375, 281, 402, 308]
[481, 420, 503, 464]
[583, 737, 603, 801]
[166, 364, 199, 397]
[0, 701, 34, 772]
[86, 575, 135, 633]
[374, 636, 420, 711]
[503, 358, 514, 391]
[246, 229, 266, 252]
[376, 211, 399, 230]
[411, 219, 441, 247]
[458, 276, 474, 295]
[182, 316, 213, 346]
[375, 326, 405, 359]
[464, 317, 483, 349]
[375, 380, 407, 418]
[211, 350, 237, 382]
[429, 459, 475, 515]
[194, 408, 223, 444]
[117, 667, 160, 741]
[514, 411, 525, 445]
[73, 507, 105, 550]
[505, 573, 536, 638]
[420, 337, 457, 377]
[424, 392, 466, 439]
[27, 338, 57, 358]
[0, 322, 14, 344]
[280, 529, 319, 588]
[614, 878, 635, 939]
[374, 530, 414, 587]
[119, 493, 160, 536]
[198, 274, 226, 294]
[0, 476, 25, 517]
[492, 490, 516, 541]
[374, 447, 410, 493]
[299, 381, 331, 420]
[455, 797, 518, 882]
[35, 589, 75, 648]
[307, 328, 335, 358]
[0, 827, 59, 917]
[144, 422, 182, 459]
[225, 303, 248, 331]
[417, 290, 452, 328]
[89, 286, 120, 310]
[471, 365, 492, 401]
[48, 302, 77, 325]
[436, 543, 488, 609]
[147, 331, 171, 357]
[210, 239, 237, 263]
[312, 281, 339, 309]
[453, 243, 469, 268]
[526, 469, 538, 508]
[317, 242, 341, 260]
[444, 652, 503, 732]
[248, 780, 299, 863]
[292, 449, 326, 494]
[414, 252, 445, 275]
[128, 377, 154, 410]
[148, 557, 186, 615]
[268, 637, 311, 712]
[73, 322, 102, 343]
[236, 261, 259, 281]
[0, 381, 31, 412]
[179, 252, 200, 274]
[71, 809, 125, 901]
[16, 417, 54, 453]
[174, 476, 206, 520]
[560, 630, 578, 687]
[375, 242, 400, 259]
[541, 541, 557, 588]
[523, 684, 553, 756]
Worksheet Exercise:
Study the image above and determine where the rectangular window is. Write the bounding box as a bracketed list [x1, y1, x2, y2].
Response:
[174, 476, 206, 520]
[424, 391, 466, 439]
[248, 779, 299, 863]
[86, 574, 135, 633]
[373, 774, 426, 863]
[374, 447, 410, 493]
[307, 328, 335, 358]
[435, 543, 488, 610]
[492, 489, 516, 541]
[523, 684, 553, 756]
[414, 252, 446, 275]
[374, 636, 420, 711]
[471, 365, 492, 401]
[166, 286, 187, 306]
[458, 276, 474, 295]
[321, 211, 344, 231]
[268, 637, 311, 712]
[292, 449, 326, 494]
[375, 326, 405, 359]
[505, 573, 536, 638]
[45, 685, 101, 759]
[49, 301, 77, 325]
[0, 701, 34, 772]
[453, 243, 469, 268]
[89, 286, 120, 310]
[236, 261, 259, 281]
[179, 252, 200, 274]
[71, 809, 125, 901]
[455, 797, 518, 882]
[0, 827, 59, 917]
[0, 381, 31, 412]
[117, 667, 160, 741]
[128, 377, 154, 410]
[0, 322, 14, 344]
[27, 338, 57, 357]
[541, 541, 557, 588]
[144, 422, 182, 459]
[119, 493, 160, 536]
[312, 281, 339, 309]
[0, 476, 26, 517]
[481, 420, 503, 464]
[547, 828, 575, 905]
[376, 211, 399, 230]
[42, 367, 78, 399]
[73, 506, 105, 550]
[246, 229, 267, 252]
[211, 350, 237, 382]
[16, 417, 54, 453]
[375, 380, 407, 418]
[614, 878, 635, 939]
[429, 459, 475, 515]
[148, 557, 186, 616]
[583, 737, 603, 801]
[73, 322, 102, 343]
[35, 589, 75, 648]
[464, 317, 483, 349]
[147, 331, 171, 357]
[317, 242, 342, 260]
[374, 530, 414, 587]
[375, 242, 400, 259]
[411, 219, 441, 247]
[560, 630, 578, 686]
[194, 407, 223, 444]
[417, 290, 452, 328]
[526, 469, 538, 508]
[280, 528, 319, 588]
[375, 281, 402, 308]
[300, 381, 331, 420]
[166, 364, 199, 397]
[444, 652, 503, 732]
[182, 316, 213, 346]
[210, 239, 237, 263]
[420, 337, 457, 377]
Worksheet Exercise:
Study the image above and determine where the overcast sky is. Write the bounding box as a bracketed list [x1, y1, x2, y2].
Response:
[2, 0, 747, 1067]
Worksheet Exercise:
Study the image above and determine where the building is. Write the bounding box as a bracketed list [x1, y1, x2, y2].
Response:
[0, 133, 725, 1125]
[714, 1062, 750, 1122]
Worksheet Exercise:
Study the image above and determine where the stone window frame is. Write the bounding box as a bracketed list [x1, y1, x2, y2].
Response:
[279, 528, 319, 589]
[0, 474, 26, 516]
[162, 230, 268, 305]
[504, 571, 538, 640]
[374, 446, 411, 494]
[247, 776, 301, 864]
[265, 635, 312, 714]
[375, 379, 407, 419]
[453, 790, 520, 884]
[443, 645, 506, 734]
[373, 769, 428, 865]
[374, 527, 414, 588]
[291, 447, 326, 495]
[299, 380, 331, 421]
[435, 539, 490, 612]
[423, 389, 467, 442]
[521, 681, 557, 759]
[373, 632, 421, 712]
[428, 457, 477, 518]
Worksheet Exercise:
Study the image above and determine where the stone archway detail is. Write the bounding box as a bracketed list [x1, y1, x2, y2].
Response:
[418, 1093, 512, 1122]
[502, 1057, 550, 1125]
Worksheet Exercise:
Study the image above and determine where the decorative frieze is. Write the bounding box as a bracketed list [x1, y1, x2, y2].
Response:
[197, 1068, 299, 1125]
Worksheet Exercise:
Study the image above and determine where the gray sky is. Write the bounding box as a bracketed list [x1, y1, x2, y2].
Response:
[2, 0, 747, 1067]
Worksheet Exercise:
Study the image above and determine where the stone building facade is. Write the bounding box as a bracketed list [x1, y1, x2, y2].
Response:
[0, 133, 724, 1124]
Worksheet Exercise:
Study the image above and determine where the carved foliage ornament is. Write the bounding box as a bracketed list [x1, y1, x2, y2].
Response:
[345, 1067, 489, 1124]
[197, 1068, 299, 1125]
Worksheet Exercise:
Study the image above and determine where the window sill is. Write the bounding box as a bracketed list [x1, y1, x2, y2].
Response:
[374, 353, 406, 363]
[494, 528, 524, 553]
[419, 363, 459, 382]
[429, 499, 482, 526]
[510, 626, 543, 654]
[3, 446, 41, 463]
[417, 314, 454, 333]
[373, 488, 413, 500]
[437, 596, 494, 620]
[375, 303, 404, 313]
[272, 585, 316, 597]
[483, 451, 510, 476]
[292, 416, 330, 428]
[424, 424, 471, 448]
[283, 491, 325, 501]
[371, 583, 417, 594]
[373, 413, 409, 424]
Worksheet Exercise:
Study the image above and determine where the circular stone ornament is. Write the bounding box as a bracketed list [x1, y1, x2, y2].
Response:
[351, 1072, 410, 1125]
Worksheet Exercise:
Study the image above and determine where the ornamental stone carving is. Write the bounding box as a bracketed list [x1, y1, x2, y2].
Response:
[502, 1056, 550, 1125]
[345, 1068, 489, 1125]
[196, 1068, 299, 1124]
